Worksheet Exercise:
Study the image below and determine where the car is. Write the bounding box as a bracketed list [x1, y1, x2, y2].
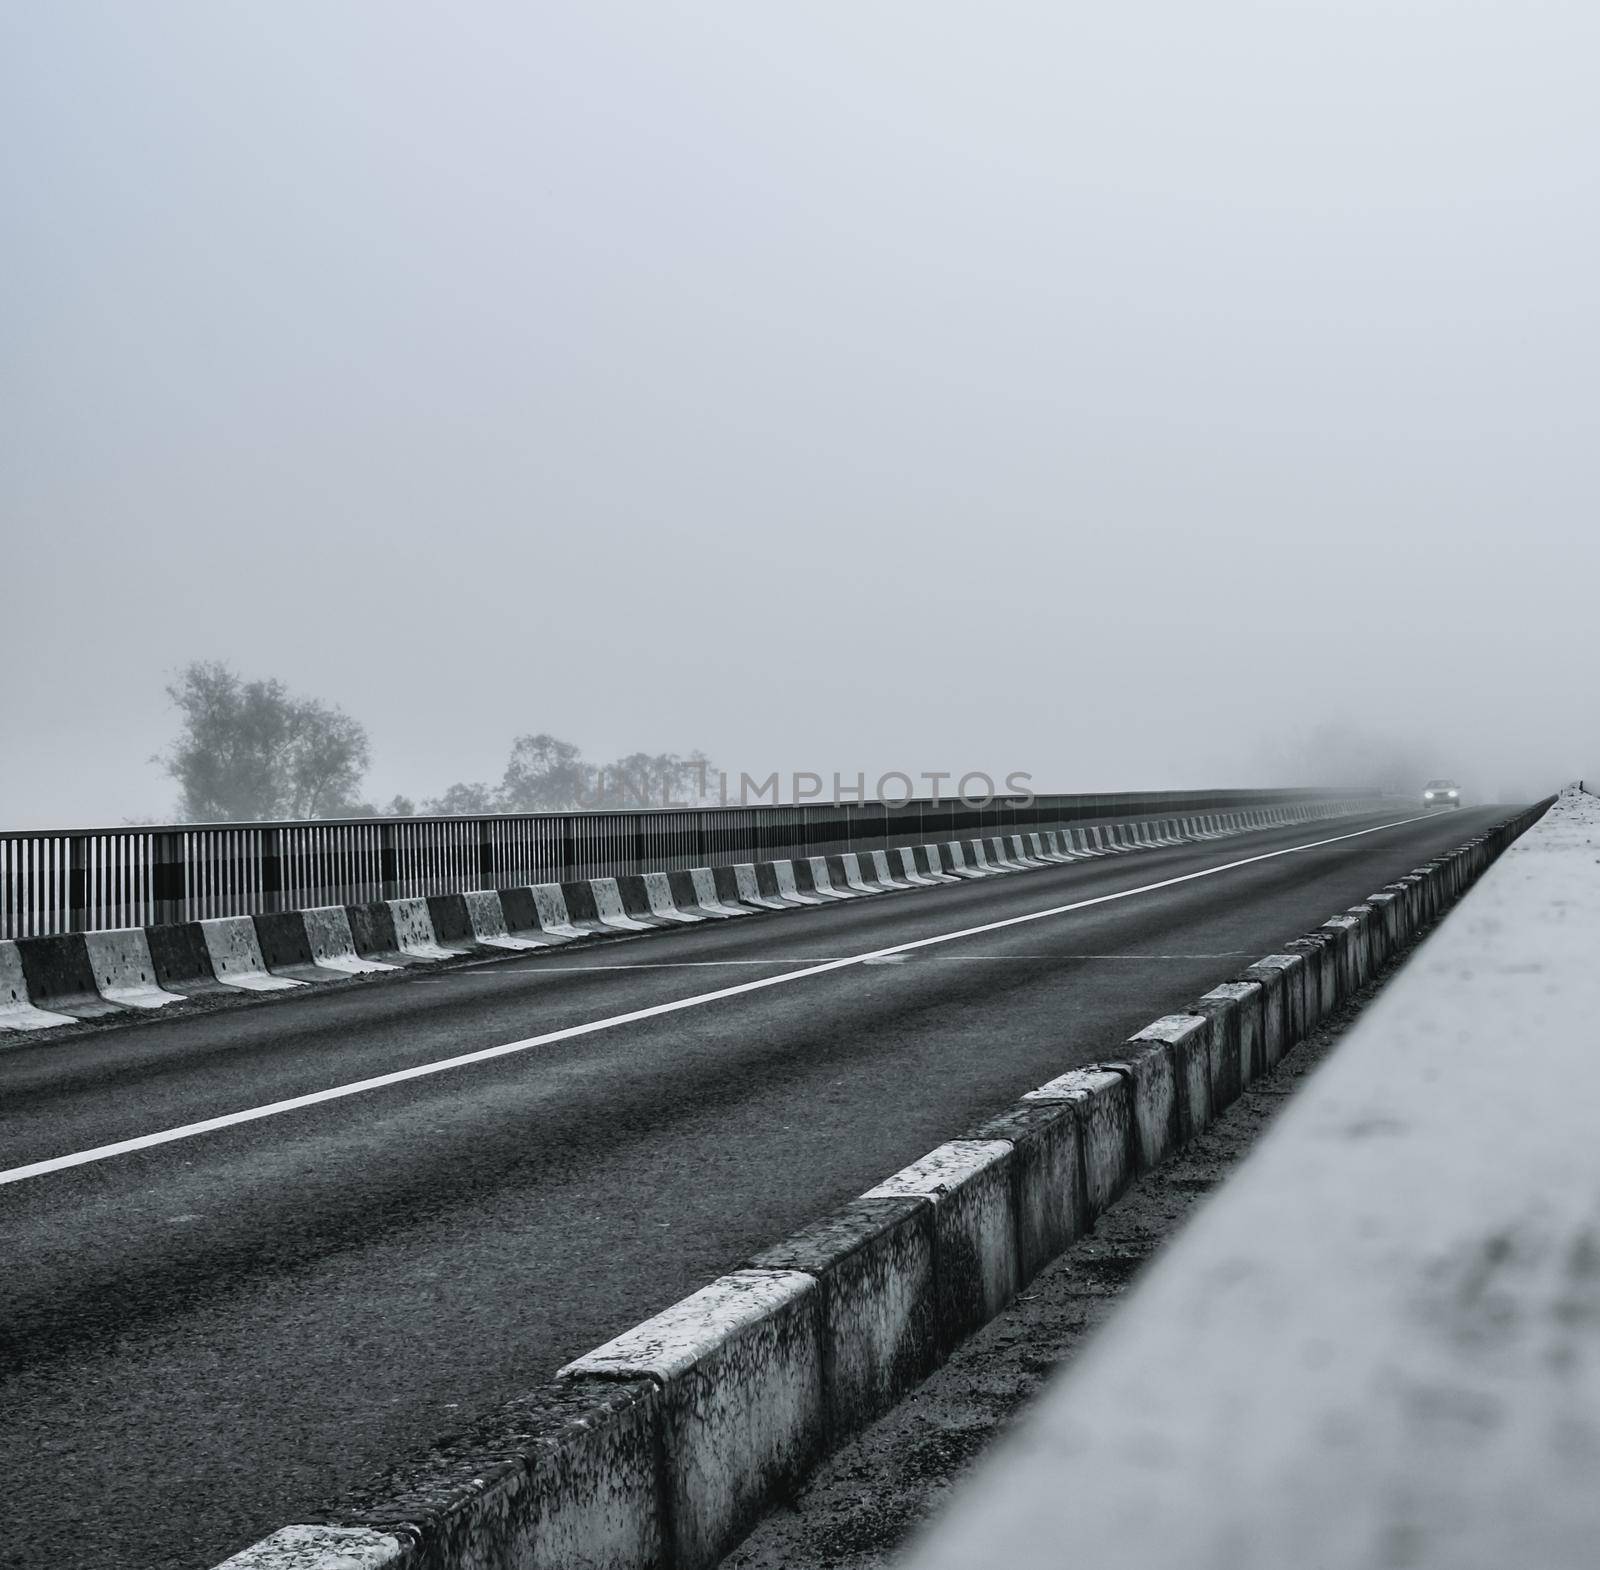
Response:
[1422, 778, 1462, 809]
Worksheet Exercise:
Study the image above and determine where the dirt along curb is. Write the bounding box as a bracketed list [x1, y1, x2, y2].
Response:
[719, 945, 1420, 1569]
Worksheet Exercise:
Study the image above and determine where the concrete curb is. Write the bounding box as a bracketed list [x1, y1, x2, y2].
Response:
[901, 793, 1579, 1570]
[209, 802, 1541, 1569]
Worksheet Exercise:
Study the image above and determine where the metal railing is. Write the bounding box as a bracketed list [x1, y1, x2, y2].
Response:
[0, 788, 1370, 939]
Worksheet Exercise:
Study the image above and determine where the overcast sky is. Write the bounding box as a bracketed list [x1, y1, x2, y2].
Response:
[4, 1, 1595, 826]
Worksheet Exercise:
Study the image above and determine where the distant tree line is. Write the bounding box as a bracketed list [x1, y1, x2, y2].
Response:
[156, 661, 715, 823]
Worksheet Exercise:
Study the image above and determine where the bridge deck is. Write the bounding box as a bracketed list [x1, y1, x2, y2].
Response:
[0, 805, 1508, 1570]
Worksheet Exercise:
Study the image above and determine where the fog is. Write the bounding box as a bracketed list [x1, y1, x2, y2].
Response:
[5, 1, 1596, 827]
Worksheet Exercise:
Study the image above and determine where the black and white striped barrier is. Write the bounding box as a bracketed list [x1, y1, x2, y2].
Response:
[0, 799, 1387, 1034]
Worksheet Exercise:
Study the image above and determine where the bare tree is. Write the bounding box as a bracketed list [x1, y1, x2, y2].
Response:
[157, 661, 371, 822]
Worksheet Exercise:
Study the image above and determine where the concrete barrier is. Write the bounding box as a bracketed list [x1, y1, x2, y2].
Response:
[528, 883, 589, 939]
[869, 849, 914, 890]
[769, 861, 824, 907]
[1007, 834, 1047, 867]
[387, 897, 467, 961]
[964, 1100, 1085, 1283]
[1025, 1069, 1136, 1221]
[638, 872, 703, 924]
[1244, 951, 1307, 1051]
[967, 839, 1011, 874]
[253, 911, 346, 983]
[243, 1378, 666, 1570]
[560, 1271, 824, 1569]
[863, 1141, 1018, 1346]
[1284, 931, 1338, 1027]
[803, 857, 856, 900]
[611, 876, 672, 929]
[747, 862, 792, 907]
[837, 853, 882, 894]
[460, 888, 551, 949]
[83, 926, 185, 1008]
[657, 870, 710, 918]
[214, 1527, 403, 1568]
[1097, 1034, 1183, 1171]
[683, 868, 751, 919]
[588, 878, 657, 932]
[12, 933, 125, 1017]
[1027, 833, 1065, 864]
[843, 853, 883, 892]
[1066, 827, 1101, 856]
[4, 796, 1392, 1044]
[981, 837, 1023, 871]
[998, 835, 1037, 868]
[940, 842, 983, 879]
[0, 939, 77, 1030]
[303, 906, 397, 974]
[200, 916, 304, 992]
[544, 882, 598, 935]
[340, 902, 422, 968]
[497, 886, 572, 943]
[747, 1197, 939, 1439]
[1193, 980, 1259, 1110]
[731, 864, 789, 912]
[1128, 1013, 1214, 1145]
[145, 921, 239, 991]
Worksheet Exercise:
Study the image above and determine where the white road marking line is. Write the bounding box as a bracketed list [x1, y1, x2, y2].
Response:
[425, 960, 839, 973]
[914, 952, 1259, 960]
[0, 812, 1435, 1187]
[421, 953, 1260, 972]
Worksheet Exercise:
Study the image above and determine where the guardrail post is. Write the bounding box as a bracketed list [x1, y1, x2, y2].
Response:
[380, 819, 398, 901]
[152, 830, 184, 925]
[66, 834, 88, 932]
[477, 818, 494, 890]
[261, 827, 283, 914]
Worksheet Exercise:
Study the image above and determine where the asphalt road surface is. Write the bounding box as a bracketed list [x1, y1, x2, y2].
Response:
[0, 804, 1510, 1570]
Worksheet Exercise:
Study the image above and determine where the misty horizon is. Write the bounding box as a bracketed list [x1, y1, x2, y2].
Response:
[6, 2, 1595, 827]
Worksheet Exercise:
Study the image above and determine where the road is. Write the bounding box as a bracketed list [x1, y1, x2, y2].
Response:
[0, 804, 1507, 1570]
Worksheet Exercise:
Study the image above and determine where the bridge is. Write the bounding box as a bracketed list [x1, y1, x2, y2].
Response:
[0, 789, 1566, 1569]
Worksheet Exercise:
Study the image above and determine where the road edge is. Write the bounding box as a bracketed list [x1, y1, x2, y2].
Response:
[210, 800, 1550, 1570]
